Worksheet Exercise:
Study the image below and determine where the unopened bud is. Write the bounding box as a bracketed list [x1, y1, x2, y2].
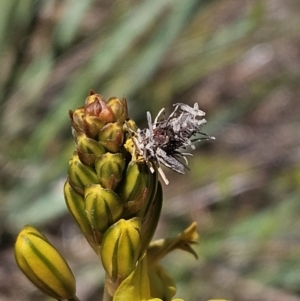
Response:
[64, 181, 97, 248]
[69, 106, 85, 133]
[85, 184, 123, 233]
[100, 218, 141, 281]
[14, 225, 76, 300]
[95, 152, 125, 190]
[68, 152, 100, 195]
[98, 122, 124, 153]
[140, 181, 162, 255]
[70, 91, 118, 139]
[107, 96, 128, 123]
[82, 114, 107, 138]
[76, 132, 106, 166]
[85, 90, 104, 105]
[118, 161, 153, 217]
[84, 92, 115, 123]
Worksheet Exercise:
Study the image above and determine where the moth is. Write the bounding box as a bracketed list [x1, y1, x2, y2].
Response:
[131, 103, 214, 185]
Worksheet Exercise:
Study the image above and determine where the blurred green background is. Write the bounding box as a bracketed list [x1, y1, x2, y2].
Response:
[1, 0, 300, 300]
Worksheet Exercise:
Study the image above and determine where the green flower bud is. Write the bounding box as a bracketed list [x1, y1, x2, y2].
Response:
[118, 161, 154, 217]
[64, 181, 99, 249]
[69, 106, 85, 133]
[76, 132, 106, 166]
[68, 152, 100, 195]
[14, 225, 76, 300]
[140, 181, 162, 255]
[100, 218, 141, 281]
[98, 122, 124, 153]
[95, 152, 125, 190]
[82, 115, 107, 138]
[107, 96, 128, 123]
[85, 184, 123, 233]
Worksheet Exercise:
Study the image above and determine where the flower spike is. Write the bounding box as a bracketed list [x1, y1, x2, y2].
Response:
[14, 90, 219, 301]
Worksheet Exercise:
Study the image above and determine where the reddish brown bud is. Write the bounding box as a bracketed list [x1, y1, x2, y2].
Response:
[85, 100, 103, 116]
[85, 94, 115, 122]
[70, 91, 129, 143]
[85, 91, 104, 105]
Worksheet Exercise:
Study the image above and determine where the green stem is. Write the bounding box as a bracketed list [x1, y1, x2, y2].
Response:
[68, 295, 82, 301]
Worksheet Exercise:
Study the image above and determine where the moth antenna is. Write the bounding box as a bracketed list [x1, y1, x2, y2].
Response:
[146, 111, 153, 136]
[153, 108, 165, 127]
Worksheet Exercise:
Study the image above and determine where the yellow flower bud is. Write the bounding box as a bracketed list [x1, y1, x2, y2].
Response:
[140, 181, 162, 256]
[118, 161, 155, 217]
[85, 184, 123, 233]
[100, 218, 141, 281]
[76, 132, 106, 166]
[69, 106, 85, 133]
[14, 225, 76, 300]
[83, 114, 107, 138]
[98, 122, 124, 153]
[95, 152, 125, 190]
[64, 181, 99, 249]
[68, 152, 100, 195]
[107, 96, 128, 123]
